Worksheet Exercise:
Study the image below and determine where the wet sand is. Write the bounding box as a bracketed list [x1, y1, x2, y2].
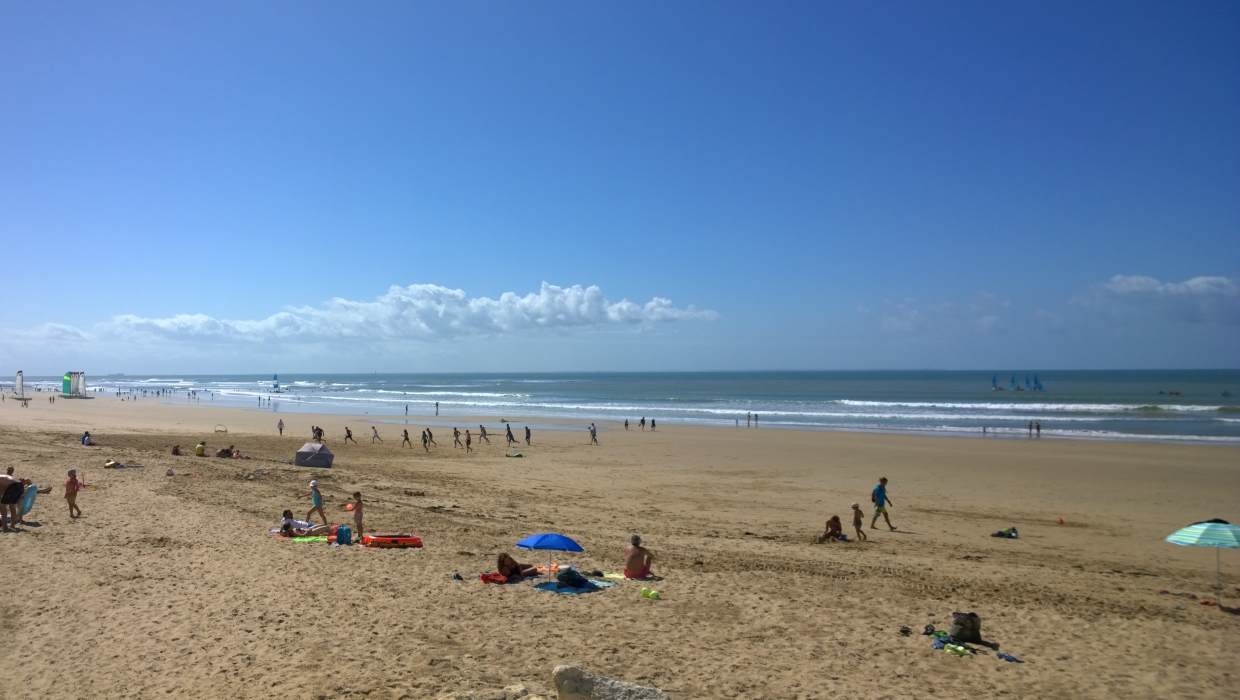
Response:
[1, 396, 1237, 699]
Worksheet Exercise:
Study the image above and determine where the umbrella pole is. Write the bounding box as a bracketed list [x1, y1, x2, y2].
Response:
[1218, 548, 1222, 607]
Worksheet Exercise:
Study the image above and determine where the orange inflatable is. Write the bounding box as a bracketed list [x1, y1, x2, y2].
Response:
[361, 534, 423, 548]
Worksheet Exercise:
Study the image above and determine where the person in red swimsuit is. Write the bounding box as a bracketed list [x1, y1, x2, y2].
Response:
[623, 535, 654, 579]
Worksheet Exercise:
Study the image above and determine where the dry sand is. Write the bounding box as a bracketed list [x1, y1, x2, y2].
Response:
[1, 395, 1238, 699]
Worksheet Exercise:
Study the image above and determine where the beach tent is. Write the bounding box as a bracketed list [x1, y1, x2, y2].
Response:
[295, 442, 334, 468]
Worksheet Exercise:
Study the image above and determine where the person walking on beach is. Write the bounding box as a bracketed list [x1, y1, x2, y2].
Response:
[300, 480, 328, 525]
[453, 428, 462, 449]
[506, 424, 516, 445]
[277, 419, 284, 436]
[344, 427, 357, 444]
[1035, 422, 1041, 438]
[401, 429, 412, 447]
[371, 426, 382, 444]
[465, 429, 473, 453]
[851, 503, 867, 541]
[625, 419, 629, 431]
[588, 423, 599, 445]
[65, 469, 83, 518]
[525, 425, 531, 446]
[870, 477, 896, 531]
[479, 425, 490, 443]
[426, 428, 437, 446]
[640, 417, 646, 431]
[421, 430, 429, 452]
[747, 412, 751, 427]
[350, 492, 365, 540]
[1028, 421, 1033, 438]
[650, 419, 656, 431]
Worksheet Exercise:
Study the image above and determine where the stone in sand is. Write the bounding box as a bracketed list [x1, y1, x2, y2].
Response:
[552, 665, 668, 700]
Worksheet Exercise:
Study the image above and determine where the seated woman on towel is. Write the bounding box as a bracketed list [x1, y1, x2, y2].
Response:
[497, 553, 539, 580]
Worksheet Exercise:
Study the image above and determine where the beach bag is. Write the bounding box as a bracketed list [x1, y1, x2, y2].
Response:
[949, 612, 982, 643]
[556, 568, 590, 589]
[336, 526, 352, 545]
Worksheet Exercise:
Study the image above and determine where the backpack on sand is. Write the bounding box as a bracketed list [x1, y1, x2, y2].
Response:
[336, 526, 352, 545]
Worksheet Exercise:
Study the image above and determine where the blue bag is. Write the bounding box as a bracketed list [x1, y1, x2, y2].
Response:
[336, 526, 352, 545]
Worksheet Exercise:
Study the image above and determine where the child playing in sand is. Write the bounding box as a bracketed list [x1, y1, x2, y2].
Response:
[819, 515, 843, 542]
[350, 492, 364, 539]
[65, 469, 83, 518]
[402, 429, 411, 447]
[300, 480, 327, 525]
[851, 503, 867, 541]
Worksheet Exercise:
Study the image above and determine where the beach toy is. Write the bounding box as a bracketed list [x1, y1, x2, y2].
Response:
[1059, 519, 1065, 524]
[20, 484, 37, 516]
[361, 534, 423, 548]
[641, 587, 651, 598]
[345, 503, 354, 511]
[648, 590, 660, 600]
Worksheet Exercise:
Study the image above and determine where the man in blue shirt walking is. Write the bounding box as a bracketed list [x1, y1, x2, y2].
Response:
[870, 477, 896, 531]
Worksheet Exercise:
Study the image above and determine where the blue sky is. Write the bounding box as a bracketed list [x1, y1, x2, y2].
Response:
[1, 1, 1237, 373]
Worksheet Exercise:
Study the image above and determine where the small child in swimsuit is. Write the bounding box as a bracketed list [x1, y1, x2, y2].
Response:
[65, 469, 82, 518]
[851, 503, 867, 541]
[300, 480, 327, 525]
[350, 491, 364, 539]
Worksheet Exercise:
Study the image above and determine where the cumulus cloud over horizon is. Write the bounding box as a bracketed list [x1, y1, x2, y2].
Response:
[15, 282, 719, 346]
[1074, 275, 1239, 325]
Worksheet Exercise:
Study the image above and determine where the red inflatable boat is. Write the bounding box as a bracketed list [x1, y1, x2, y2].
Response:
[361, 534, 423, 548]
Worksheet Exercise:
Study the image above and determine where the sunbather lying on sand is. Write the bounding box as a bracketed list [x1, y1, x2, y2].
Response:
[279, 522, 335, 537]
[497, 553, 539, 580]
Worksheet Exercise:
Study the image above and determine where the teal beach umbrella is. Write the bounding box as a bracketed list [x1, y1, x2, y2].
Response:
[1165, 519, 1240, 606]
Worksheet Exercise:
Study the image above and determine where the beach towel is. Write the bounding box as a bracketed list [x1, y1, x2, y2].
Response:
[532, 580, 615, 595]
[480, 572, 508, 584]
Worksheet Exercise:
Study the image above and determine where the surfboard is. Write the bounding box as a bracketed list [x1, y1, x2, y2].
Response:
[20, 484, 37, 516]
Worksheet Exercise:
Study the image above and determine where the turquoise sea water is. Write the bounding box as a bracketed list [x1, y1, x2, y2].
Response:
[24, 370, 1240, 444]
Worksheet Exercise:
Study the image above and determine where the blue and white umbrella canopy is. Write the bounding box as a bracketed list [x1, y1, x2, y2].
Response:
[1165, 520, 1240, 548]
[1165, 519, 1239, 606]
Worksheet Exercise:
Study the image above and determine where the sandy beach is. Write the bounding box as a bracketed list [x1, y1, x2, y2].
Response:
[1, 396, 1237, 699]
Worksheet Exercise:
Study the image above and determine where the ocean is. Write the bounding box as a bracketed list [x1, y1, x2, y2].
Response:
[21, 370, 1240, 444]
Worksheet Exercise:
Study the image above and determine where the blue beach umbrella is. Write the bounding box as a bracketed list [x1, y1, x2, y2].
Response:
[1165, 519, 1240, 606]
[516, 533, 583, 574]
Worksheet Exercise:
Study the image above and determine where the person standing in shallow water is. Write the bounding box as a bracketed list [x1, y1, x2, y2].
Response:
[1035, 422, 1041, 438]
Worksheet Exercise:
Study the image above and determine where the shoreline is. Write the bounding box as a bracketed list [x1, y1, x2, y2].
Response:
[13, 393, 1240, 446]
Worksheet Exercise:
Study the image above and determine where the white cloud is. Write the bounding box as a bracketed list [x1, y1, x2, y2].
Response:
[8, 282, 718, 349]
[876, 292, 1011, 334]
[1074, 275, 1240, 325]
